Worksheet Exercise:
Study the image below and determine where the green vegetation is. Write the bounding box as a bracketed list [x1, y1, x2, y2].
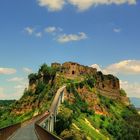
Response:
[120, 88, 127, 96]
[54, 80, 140, 140]
[0, 63, 58, 129]
[0, 100, 16, 107]
[1, 62, 140, 140]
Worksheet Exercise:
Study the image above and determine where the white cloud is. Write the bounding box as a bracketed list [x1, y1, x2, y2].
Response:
[7, 77, 24, 82]
[22, 67, 32, 73]
[91, 60, 140, 75]
[113, 28, 121, 33]
[24, 27, 34, 35]
[45, 26, 57, 33]
[0, 68, 16, 75]
[35, 32, 42, 37]
[38, 0, 65, 11]
[91, 64, 102, 71]
[68, 0, 136, 11]
[44, 26, 63, 35]
[103, 60, 140, 75]
[57, 32, 87, 43]
[38, 0, 136, 11]
[12, 90, 24, 99]
[120, 80, 140, 98]
[14, 85, 25, 89]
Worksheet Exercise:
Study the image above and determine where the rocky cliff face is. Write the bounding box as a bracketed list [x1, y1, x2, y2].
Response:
[52, 62, 129, 104]
[13, 62, 129, 116]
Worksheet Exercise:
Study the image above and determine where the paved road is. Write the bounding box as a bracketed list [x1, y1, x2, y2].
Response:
[9, 122, 38, 140]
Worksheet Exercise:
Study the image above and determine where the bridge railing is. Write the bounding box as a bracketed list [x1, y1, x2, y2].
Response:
[0, 86, 65, 140]
[35, 113, 61, 140]
[0, 114, 42, 140]
[0, 123, 21, 140]
[34, 86, 66, 140]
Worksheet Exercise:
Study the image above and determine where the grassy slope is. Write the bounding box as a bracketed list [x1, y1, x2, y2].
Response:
[0, 64, 58, 129]
[74, 115, 108, 140]
[55, 77, 140, 140]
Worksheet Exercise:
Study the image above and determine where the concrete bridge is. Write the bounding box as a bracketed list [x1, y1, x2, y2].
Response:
[0, 86, 66, 140]
[40, 86, 65, 133]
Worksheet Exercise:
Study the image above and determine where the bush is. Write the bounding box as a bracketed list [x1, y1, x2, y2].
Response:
[28, 73, 38, 84]
[120, 88, 127, 96]
[100, 115, 105, 121]
[55, 107, 73, 135]
[35, 82, 46, 94]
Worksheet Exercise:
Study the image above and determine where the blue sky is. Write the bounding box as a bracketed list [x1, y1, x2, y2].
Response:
[0, 0, 140, 99]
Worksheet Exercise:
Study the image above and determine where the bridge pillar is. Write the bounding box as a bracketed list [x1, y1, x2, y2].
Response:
[50, 118, 52, 132]
[54, 111, 57, 122]
[49, 115, 54, 132]
[61, 91, 64, 103]
[46, 119, 50, 131]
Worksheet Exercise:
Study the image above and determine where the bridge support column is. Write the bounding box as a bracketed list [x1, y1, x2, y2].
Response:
[47, 120, 49, 131]
[54, 111, 57, 122]
[49, 115, 54, 133]
[61, 91, 64, 103]
[51, 116, 54, 132]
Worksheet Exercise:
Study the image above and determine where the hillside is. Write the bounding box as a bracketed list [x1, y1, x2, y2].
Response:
[0, 62, 140, 139]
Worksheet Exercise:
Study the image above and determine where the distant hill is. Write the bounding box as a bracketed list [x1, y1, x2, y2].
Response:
[0, 100, 16, 108]
[130, 97, 140, 108]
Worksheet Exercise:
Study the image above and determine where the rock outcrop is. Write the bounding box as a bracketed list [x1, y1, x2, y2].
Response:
[25, 61, 129, 115]
[51, 61, 129, 104]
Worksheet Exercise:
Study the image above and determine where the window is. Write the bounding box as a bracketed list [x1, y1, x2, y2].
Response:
[72, 71, 75, 75]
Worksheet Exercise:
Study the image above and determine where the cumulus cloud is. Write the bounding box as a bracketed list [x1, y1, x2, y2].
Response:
[38, 0, 136, 11]
[38, 0, 65, 11]
[91, 60, 140, 75]
[68, 0, 136, 11]
[120, 80, 140, 98]
[103, 60, 140, 75]
[113, 28, 121, 33]
[57, 32, 87, 43]
[45, 26, 57, 33]
[7, 77, 24, 82]
[24, 27, 34, 35]
[14, 85, 25, 89]
[0, 68, 16, 75]
[35, 32, 42, 37]
[22, 67, 32, 73]
[44, 26, 63, 35]
[91, 64, 102, 71]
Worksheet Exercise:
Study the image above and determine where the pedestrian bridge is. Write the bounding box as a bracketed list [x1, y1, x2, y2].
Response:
[0, 86, 66, 140]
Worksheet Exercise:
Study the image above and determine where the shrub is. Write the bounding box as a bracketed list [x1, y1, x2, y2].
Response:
[100, 115, 105, 121]
[28, 73, 38, 84]
[55, 107, 73, 135]
[120, 88, 127, 96]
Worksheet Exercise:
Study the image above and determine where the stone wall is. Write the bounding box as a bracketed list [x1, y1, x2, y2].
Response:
[61, 62, 97, 77]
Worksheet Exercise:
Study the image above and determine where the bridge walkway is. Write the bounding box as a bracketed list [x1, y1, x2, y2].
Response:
[8, 86, 66, 140]
[9, 120, 38, 140]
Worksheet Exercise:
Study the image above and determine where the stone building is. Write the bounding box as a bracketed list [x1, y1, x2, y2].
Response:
[61, 62, 97, 77]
